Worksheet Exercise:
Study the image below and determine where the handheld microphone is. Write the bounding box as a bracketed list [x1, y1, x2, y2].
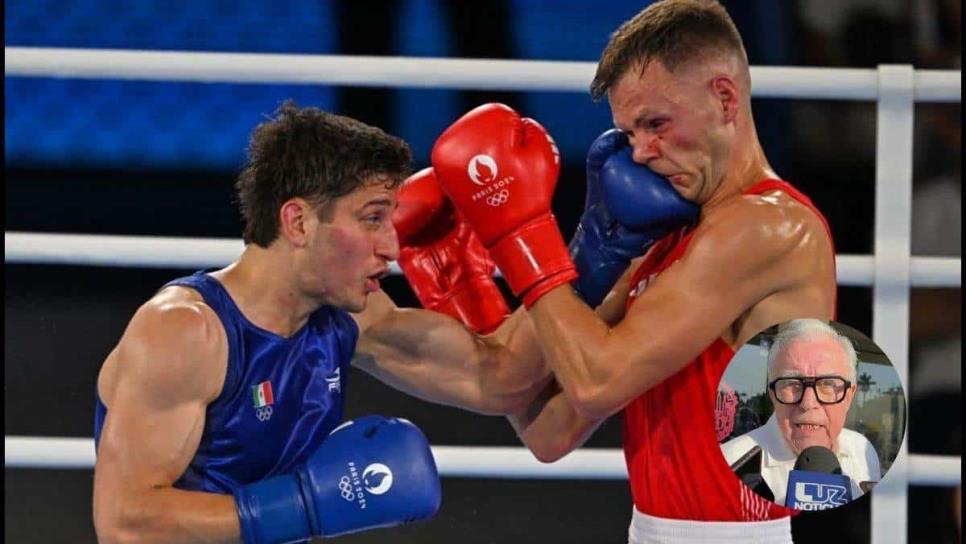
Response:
[784, 446, 853, 511]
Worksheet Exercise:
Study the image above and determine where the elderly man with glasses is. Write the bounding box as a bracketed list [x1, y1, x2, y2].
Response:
[721, 319, 881, 505]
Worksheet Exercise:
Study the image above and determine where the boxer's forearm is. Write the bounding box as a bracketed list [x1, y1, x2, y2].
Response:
[94, 486, 240, 544]
[458, 309, 553, 415]
[528, 286, 632, 419]
[405, 303, 549, 403]
[356, 303, 548, 415]
[485, 306, 550, 388]
[508, 380, 603, 463]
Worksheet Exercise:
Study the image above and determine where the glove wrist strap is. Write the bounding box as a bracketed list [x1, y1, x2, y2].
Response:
[234, 476, 312, 544]
[523, 269, 579, 308]
[488, 214, 576, 303]
[430, 277, 511, 334]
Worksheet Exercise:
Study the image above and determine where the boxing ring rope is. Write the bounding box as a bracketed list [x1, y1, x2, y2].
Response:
[4, 47, 962, 543]
[4, 47, 961, 101]
[4, 436, 960, 486]
[4, 231, 961, 288]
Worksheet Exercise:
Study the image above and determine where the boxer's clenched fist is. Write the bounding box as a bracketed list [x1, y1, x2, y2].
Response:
[393, 167, 510, 334]
[431, 103, 576, 308]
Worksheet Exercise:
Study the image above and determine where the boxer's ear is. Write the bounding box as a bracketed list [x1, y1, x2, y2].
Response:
[279, 197, 311, 247]
[710, 75, 740, 124]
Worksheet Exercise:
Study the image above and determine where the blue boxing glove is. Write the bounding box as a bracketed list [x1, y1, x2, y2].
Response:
[569, 129, 699, 307]
[234, 415, 441, 544]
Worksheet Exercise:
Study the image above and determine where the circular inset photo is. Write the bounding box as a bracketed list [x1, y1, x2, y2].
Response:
[714, 318, 907, 511]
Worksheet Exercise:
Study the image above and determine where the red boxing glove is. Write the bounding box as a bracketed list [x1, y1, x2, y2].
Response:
[431, 103, 577, 308]
[393, 167, 510, 334]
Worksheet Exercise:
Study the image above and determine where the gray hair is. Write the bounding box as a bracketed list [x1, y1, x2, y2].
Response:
[766, 319, 858, 382]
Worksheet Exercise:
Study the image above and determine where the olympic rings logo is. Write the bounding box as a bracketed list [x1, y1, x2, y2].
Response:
[486, 189, 510, 207]
[255, 406, 273, 422]
[339, 476, 355, 501]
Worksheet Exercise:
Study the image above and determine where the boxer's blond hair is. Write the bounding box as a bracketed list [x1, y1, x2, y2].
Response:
[590, 0, 748, 100]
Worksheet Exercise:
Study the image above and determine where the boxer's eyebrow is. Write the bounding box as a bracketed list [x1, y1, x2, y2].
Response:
[360, 198, 393, 209]
[614, 113, 648, 135]
[633, 109, 665, 128]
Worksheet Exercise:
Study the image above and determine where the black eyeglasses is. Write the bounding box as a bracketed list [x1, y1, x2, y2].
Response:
[768, 376, 851, 405]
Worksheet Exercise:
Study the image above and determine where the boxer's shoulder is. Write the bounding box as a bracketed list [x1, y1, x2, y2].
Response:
[696, 192, 826, 254]
[724, 188, 811, 218]
[138, 286, 223, 347]
[114, 287, 228, 401]
[739, 189, 826, 233]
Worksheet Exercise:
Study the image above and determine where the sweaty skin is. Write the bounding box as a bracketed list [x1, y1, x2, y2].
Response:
[511, 55, 835, 458]
[94, 180, 548, 543]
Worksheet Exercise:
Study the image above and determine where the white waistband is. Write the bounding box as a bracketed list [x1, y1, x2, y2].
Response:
[628, 508, 793, 544]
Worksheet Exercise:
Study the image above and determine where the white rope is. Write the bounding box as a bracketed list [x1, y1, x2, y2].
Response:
[906, 454, 965, 487]
[836, 254, 960, 288]
[4, 232, 247, 270]
[5, 232, 961, 288]
[4, 47, 962, 102]
[433, 446, 628, 480]
[5, 436, 96, 469]
[4, 436, 959, 486]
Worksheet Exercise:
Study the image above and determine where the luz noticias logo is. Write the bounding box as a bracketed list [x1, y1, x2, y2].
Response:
[362, 463, 394, 495]
[467, 154, 498, 185]
[792, 482, 850, 510]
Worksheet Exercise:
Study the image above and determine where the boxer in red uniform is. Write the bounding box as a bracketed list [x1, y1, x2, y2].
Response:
[428, 1, 837, 542]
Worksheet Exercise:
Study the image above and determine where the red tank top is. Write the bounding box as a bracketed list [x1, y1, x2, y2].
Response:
[622, 179, 835, 521]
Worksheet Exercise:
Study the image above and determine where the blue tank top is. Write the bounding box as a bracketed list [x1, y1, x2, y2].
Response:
[94, 270, 359, 493]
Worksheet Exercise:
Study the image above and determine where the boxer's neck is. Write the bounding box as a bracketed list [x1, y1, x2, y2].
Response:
[702, 117, 775, 214]
[212, 245, 317, 338]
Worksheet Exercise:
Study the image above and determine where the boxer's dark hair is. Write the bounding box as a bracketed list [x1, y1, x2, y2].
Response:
[236, 101, 412, 247]
[590, 0, 747, 100]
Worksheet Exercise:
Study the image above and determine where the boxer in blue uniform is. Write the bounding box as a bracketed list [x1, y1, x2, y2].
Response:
[92, 102, 549, 543]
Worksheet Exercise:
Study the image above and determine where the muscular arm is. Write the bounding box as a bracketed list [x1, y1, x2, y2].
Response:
[505, 259, 640, 459]
[93, 292, 239, 544]
[529, 197, 835, 419]
[594, 255, 644, 328]
[507, 380, 604, 463]
[351, 290, 549, 415]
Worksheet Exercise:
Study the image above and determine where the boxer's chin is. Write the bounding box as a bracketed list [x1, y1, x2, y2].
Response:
[338, 290, 368, 314]
[352, 293, 370, 313]
[668, 174, 697, 202]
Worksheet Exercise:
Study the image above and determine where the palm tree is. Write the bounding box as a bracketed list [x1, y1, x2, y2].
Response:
[857, 372, 876, 406]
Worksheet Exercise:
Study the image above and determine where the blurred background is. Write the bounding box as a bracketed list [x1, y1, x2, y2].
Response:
[4, 0, 961, 542]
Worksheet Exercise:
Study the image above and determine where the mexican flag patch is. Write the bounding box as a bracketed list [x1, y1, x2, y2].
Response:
[252, 381, 274, 408]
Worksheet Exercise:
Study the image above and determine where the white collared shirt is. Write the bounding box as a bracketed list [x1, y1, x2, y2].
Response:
[720, 414, 881, 505]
